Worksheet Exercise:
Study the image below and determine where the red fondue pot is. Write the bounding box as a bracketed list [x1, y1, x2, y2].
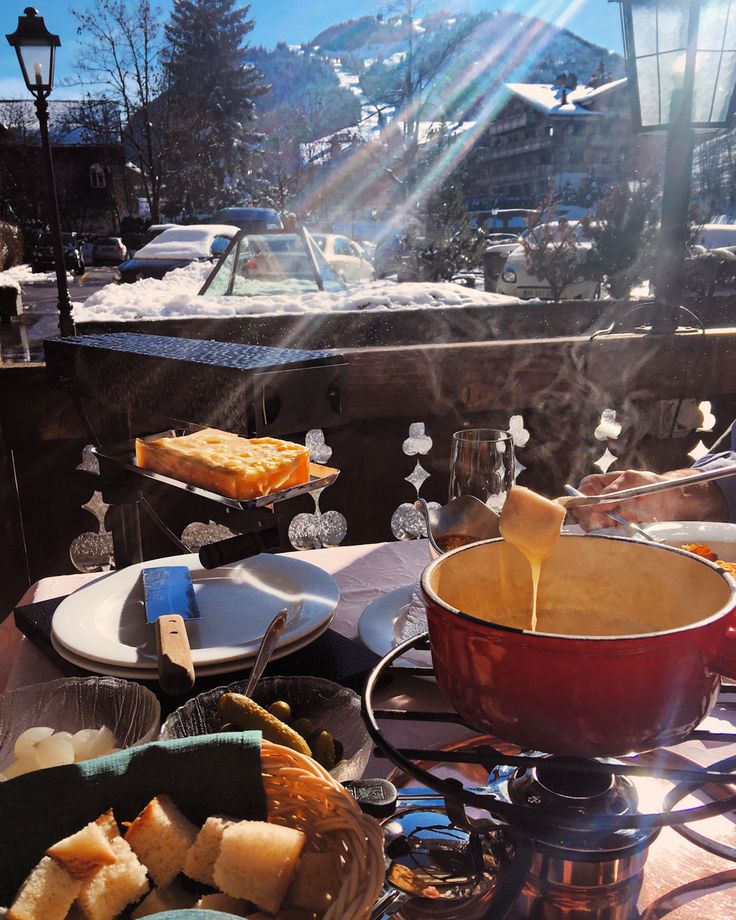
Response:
[420, 535, 736, 757]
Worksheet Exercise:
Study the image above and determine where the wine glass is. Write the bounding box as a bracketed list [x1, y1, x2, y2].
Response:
[448, 428, 515, 512]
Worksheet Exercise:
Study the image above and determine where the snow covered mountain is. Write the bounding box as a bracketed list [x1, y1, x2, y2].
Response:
[254, 8, 623, 141]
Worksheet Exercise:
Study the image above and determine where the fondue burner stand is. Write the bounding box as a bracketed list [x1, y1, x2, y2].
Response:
[363, 634, 736, 919]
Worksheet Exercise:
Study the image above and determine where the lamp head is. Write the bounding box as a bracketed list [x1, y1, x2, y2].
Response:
[618, 0, 736, 131]
[6, 8, 61, 97]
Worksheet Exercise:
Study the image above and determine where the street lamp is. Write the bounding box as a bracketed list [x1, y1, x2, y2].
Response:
[6, 7, 74, 336]
[618, 0, 736, 332]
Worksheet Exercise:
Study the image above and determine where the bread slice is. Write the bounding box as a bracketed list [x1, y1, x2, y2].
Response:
[213, 820, 305, 914]
[288, 851, 338, 912]
[8, 856, 82, 920]
[135, 429, 310, 500]
[94, 809, 119, 842]
[130, 881, 194, 918]
[194, 892, 253, 916]
[76, 832, 148, 920]
[183, 814, 232, 886]
[47, 819, 117, 879]
[124, 795, 198, 888]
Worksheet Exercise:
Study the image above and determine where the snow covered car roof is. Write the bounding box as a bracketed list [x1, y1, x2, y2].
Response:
[132, 224, 240, 261]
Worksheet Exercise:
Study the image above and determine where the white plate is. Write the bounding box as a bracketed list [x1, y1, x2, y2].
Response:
[51, 615, 334, 679]
[591, 521, 736, 561]
[52, 553, 339, 669]
[358, 585, 432, 667]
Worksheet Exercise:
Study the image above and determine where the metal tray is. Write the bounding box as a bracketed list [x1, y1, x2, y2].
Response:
[91, 430, 339, 511]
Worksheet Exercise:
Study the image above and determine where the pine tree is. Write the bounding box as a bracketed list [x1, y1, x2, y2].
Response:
[163, 0, 269, 214]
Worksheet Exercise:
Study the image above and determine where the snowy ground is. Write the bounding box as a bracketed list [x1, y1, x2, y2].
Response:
[72, 262, 521, 322]
[0, 264, 65, 287]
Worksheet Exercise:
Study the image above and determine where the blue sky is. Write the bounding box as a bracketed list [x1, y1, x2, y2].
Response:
[1, 0, 624, 99]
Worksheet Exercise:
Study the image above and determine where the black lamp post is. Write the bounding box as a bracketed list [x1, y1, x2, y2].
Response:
[618, 0, 736, 333]
[6, 7, 74, 337]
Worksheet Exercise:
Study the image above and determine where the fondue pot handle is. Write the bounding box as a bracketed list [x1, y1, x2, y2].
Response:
[715, 621, 736, 680]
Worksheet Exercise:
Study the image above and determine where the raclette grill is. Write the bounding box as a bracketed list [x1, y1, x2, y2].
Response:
[43, 333, 345, 568]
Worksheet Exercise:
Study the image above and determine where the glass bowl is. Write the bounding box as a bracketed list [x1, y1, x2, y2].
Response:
[160, 675, 372, 782]
[0, 676, 161, 773]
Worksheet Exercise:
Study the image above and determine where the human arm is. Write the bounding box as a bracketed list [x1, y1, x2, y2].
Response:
[571, 468, 729, 531]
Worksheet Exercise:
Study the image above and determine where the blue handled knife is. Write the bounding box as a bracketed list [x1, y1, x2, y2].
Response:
[141, 566, 200, 695]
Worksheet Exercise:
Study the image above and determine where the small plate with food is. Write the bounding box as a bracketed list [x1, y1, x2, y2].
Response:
[591, 521, 736, 566]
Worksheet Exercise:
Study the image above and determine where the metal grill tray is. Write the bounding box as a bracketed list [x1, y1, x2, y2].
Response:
[91, 430, 339, 510]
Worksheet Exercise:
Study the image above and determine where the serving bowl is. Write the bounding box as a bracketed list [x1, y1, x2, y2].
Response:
[0, 676, 160, 774]
[421, 535, 736, 757]
[159, 675, 372, 781]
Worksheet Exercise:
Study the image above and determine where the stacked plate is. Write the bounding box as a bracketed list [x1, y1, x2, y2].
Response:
[51, 554, 340, 680]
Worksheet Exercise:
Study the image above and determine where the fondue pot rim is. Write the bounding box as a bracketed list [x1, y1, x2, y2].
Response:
[420, 533, 736, 642]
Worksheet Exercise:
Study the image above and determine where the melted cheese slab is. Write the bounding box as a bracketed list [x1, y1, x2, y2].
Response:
[500, 485, 566, 630]
[136, 428, 310, 500]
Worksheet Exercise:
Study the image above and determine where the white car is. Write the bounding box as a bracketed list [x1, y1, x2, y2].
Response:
[310, 233, 375, 282]
[495, 221, 596, 300]
[116, 224, 239, 283]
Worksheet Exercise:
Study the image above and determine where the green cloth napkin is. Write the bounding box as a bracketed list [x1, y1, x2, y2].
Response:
[0, 731, 266, 907]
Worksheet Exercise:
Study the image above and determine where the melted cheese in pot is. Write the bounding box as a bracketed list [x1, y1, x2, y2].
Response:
[499, 485, 566, 630]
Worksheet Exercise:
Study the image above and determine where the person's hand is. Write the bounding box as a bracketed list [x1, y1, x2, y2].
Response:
[571, 468, 727, 531]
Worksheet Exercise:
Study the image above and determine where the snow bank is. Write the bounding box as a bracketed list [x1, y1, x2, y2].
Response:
[1, 264, 61, 286]
[73, 262, 520, 322]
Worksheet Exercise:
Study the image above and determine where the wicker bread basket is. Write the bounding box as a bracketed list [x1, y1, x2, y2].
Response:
[261, 739, 385, 920]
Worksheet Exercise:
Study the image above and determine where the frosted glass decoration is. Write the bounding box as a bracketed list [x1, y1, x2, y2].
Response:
[391, 502, 427, 540]
[697, 400, 716, 432]
[594, 409, 623, 441]
[508, 414, 530, 448]
[688, 439, 710, 462]
[288, 489, 347, 550]
[594, 448, 618, 473]
[403, 422, 433, 456]
[306, 428, 333, 464]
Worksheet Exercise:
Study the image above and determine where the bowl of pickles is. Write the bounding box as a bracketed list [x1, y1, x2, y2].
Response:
[159, 676, 372, 782]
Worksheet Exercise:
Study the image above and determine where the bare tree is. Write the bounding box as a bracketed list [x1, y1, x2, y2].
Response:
[70, 0, 172, 222]
[521, 191, 587, 302]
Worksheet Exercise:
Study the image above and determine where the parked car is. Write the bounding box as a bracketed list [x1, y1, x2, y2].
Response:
[199, 229, 346, 298]
[207, 208, 283, 233]
[483, 237, 522, 292]
[31, 231, 85, 274]
[115, 224, 239, 283]
[495, 221, 596, 300]
[309, 233, 375, 282]
[683, 245, 736, 300]
[92, 237, 127, 265]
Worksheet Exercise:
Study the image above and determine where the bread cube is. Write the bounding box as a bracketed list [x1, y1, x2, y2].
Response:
[130, 881, 194, 918]
[183, 814, 232, 886]
[288, 851, 338, 912]
[213, 820, 305, 914]
[76, 833, 148, 920]
[499, 485, 565, 560]
[47, 819, 117, 879]
[124, 795, 198, 887]
[8, 856, 81, 920]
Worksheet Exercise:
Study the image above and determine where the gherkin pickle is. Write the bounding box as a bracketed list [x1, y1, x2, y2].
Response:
[219, 693, 312, 756]
[291, 717, 314, 738]
[268, 700, 292, 723]
[310, 730, 337, 771]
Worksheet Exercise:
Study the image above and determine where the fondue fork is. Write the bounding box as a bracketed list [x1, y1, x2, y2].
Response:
[561, 484, 658, 542]
[558, 465, 736, 509]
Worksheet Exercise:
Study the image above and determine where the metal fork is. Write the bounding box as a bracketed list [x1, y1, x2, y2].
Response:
[562, 484, 659, 542]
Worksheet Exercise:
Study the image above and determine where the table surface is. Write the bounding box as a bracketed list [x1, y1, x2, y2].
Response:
[2, 538, 736, 917]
